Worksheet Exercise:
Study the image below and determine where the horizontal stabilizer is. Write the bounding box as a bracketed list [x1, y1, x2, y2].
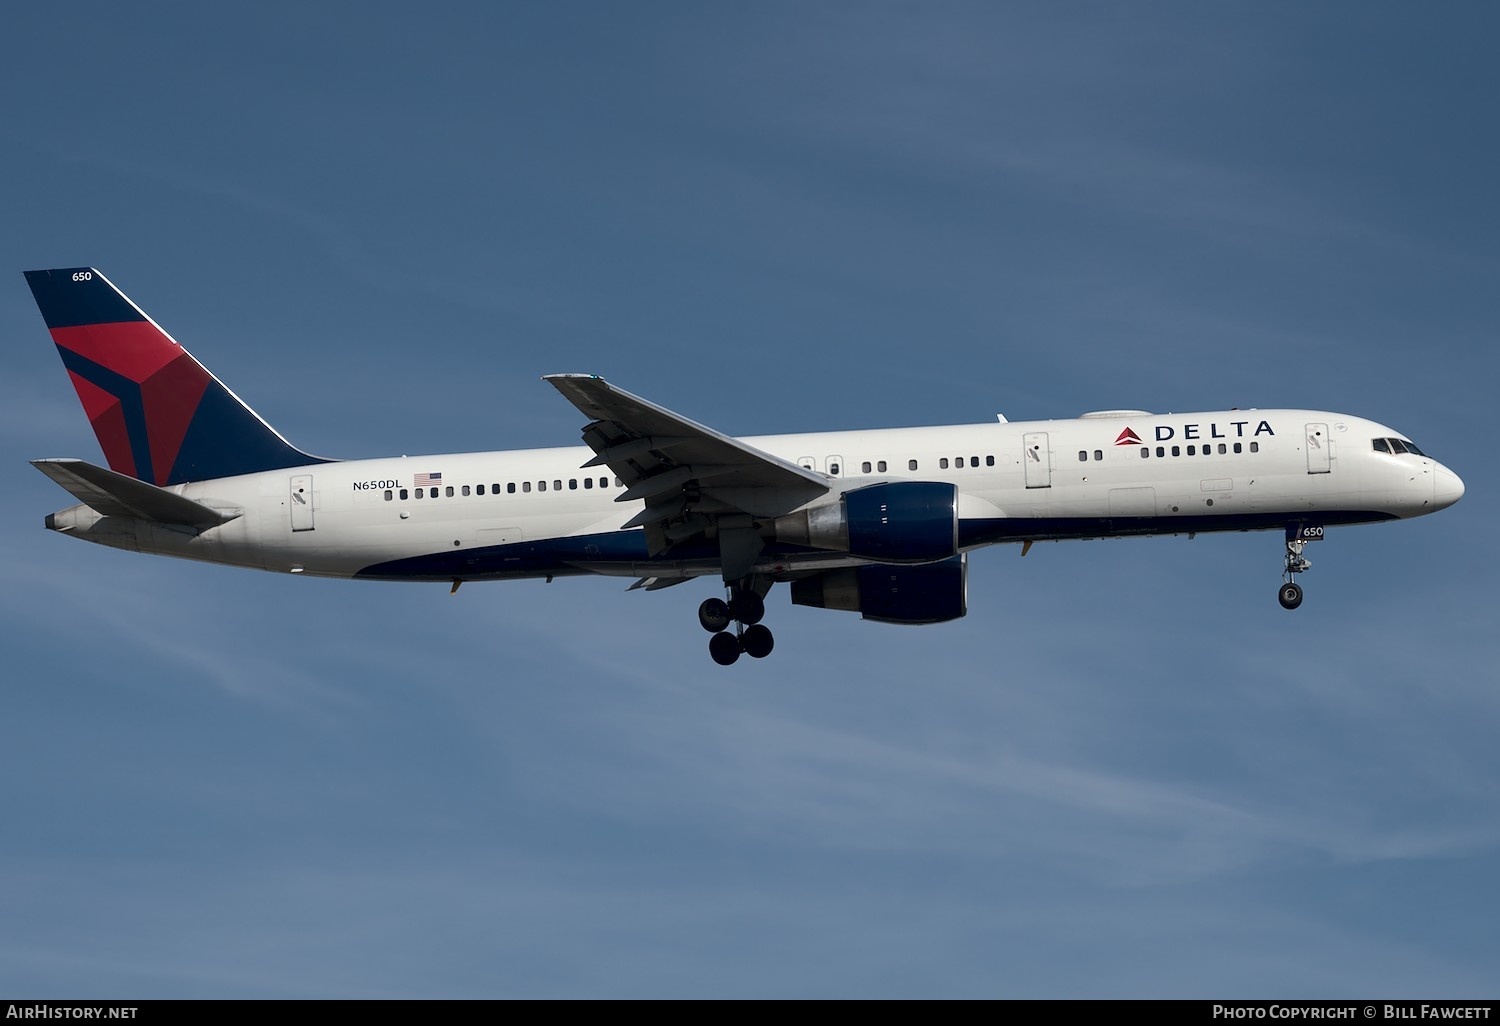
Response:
[32, 458, 240, 528]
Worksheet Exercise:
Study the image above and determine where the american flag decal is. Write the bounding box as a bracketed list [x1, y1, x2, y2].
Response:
[414, 472, 442, 488]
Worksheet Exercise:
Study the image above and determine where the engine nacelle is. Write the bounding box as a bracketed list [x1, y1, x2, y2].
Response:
[773, 481, 958, 563]
[790, 555, 968, 625]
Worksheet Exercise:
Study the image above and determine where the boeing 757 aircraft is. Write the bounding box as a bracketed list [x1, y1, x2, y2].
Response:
[25, 268, 1464, 664]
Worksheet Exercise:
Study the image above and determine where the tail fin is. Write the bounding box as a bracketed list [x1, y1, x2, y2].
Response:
[24, 267, 330, 485]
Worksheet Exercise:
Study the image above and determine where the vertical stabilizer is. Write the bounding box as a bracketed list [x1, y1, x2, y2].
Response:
[24, 267, 331, 485]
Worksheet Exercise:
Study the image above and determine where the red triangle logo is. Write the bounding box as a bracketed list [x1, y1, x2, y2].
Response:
[1115, 427, 1142, 446]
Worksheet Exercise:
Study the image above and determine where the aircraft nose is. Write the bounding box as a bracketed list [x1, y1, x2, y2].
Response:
[1434, 465, 1465, 511]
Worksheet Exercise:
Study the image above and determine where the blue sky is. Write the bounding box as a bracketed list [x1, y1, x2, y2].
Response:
[2, 2, 1496, 997]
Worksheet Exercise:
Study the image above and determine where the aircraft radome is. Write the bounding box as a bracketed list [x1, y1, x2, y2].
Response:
[25, 268, 1465, 664]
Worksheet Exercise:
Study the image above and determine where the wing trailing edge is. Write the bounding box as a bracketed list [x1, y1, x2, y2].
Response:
[544, 374, 829, 509]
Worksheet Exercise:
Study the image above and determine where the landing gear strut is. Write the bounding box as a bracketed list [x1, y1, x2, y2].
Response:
[700, 582, 774, 665]
[1278, 528, 1314, 610]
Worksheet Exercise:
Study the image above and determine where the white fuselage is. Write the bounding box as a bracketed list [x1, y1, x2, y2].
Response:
[44, 409, 1463, 582]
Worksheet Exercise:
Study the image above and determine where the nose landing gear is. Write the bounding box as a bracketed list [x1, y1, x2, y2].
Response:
[1278, 525, 1318, 610]
[700, 583, 774, 665]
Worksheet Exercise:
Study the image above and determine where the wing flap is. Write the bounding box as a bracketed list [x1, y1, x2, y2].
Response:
[627, 575, 694, 592]
[32, 458, 240, 528]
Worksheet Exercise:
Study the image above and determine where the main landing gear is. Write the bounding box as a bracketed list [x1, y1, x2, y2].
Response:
[699, 584, 775, 665]
[1278, 529, 1314, 610]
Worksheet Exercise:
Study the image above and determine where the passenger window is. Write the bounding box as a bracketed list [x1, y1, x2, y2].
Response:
[862, 461, 872, 474]
[614, 477, 622, 487]
[446, 486, 455, 497]
[477, 484, 485, 496]
[602, 477, 611, 488]
[1250, 442, 1259, 453]
[1218, 444, 1226, 455]
[430, 488, 439, 498]
[878, 460, 887, 472]
[1172, 446, 1181, 457]
[909, 460, 918, 471]
[829, 463, 841, 476]
[970, 457, 979, 467]
[554, 480, 562, 491]
[414, 488, 423, 500]
[940, 458, 949, 469]
[1187, 445, 1196, 456]
[384, 489, 393, 501]
[399, 488, 408, 500]
[1233, 443, 1242, 454]
[1093, 450, 1102, 461]
[539, 481, 547, 492]
[569, 479, 578, 490]
[985, 456, 994, 467]
[507, 483, 516, 494]
[462, 485, 471, 496]
[1078, 451, 1087, 462]
[1140, 448, 1149, 458]
[584, 477, 593, 489]
[523, 482, 531, 493]
[1156, 447, 1165, 457]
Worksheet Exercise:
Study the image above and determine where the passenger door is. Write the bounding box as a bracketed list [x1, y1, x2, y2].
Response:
[289, 474, 315, 531]
[1305, 423, 1331, 474]
[1023, 432, 1051, 488]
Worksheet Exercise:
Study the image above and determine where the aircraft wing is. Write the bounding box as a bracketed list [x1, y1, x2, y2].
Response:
[32, 458, 240, 528]
[545, 375, 829, 553]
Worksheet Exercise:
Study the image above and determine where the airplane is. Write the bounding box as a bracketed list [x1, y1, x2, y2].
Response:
[25, 267, 1465, 665]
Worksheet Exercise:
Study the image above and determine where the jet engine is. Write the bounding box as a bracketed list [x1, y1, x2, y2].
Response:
[772, 481, 958, 563]
[790, 554, 968, 625]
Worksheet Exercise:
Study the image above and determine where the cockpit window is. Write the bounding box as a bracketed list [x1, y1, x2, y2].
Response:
[1375, 437, 1428, 457]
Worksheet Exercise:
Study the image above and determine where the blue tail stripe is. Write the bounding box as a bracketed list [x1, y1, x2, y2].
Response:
[24, 269, 146, 329]
[169, 386, 331, 482]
